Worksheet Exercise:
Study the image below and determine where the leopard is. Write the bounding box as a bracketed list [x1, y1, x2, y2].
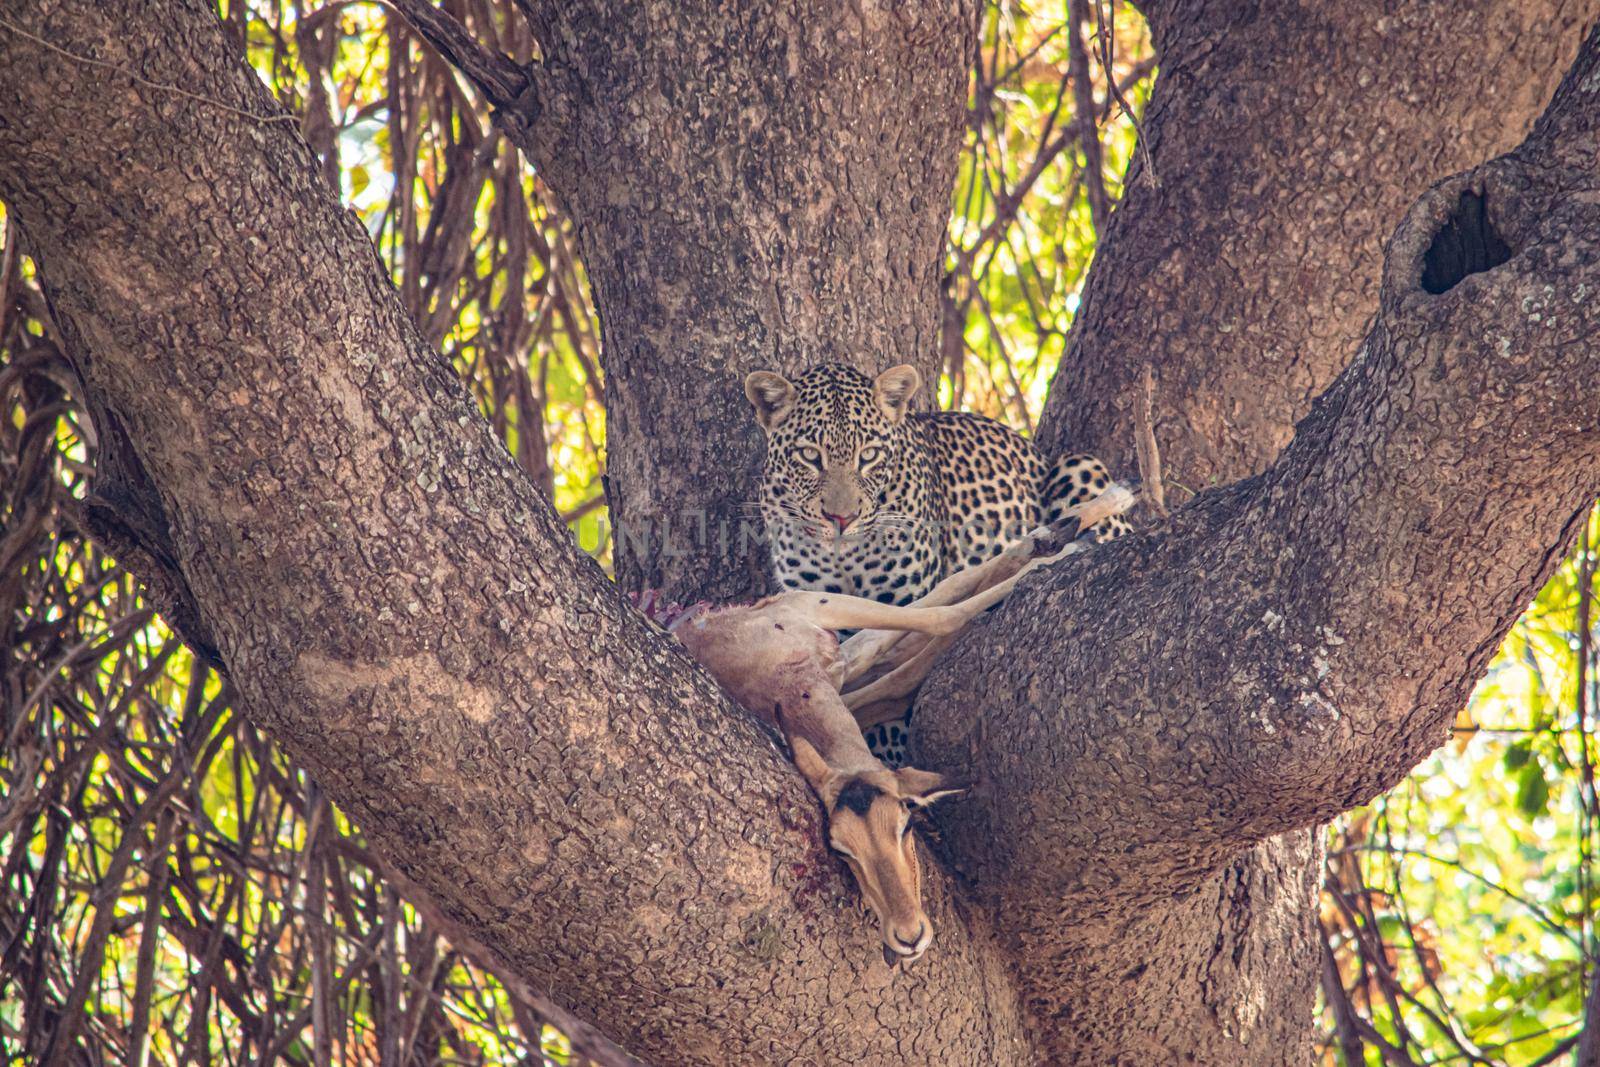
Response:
[744, 361, 1130, 767]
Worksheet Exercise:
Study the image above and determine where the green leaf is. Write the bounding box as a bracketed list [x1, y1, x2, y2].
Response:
[1502, 739, 1533, 771]
[1515, 762, 1549, 817]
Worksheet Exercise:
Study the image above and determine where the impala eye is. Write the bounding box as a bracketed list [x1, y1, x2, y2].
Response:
[859, 446, 884, 468]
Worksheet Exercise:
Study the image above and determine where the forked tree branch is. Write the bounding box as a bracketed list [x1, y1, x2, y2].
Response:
[4, 0, 1600, 1063]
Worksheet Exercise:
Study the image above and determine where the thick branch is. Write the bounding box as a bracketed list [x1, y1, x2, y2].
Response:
[1004, 5, 1599, 1059]
[0, 3, 1026, 1063]
[922, 13, 1600, 950]
[1035, 0, 1600, 492]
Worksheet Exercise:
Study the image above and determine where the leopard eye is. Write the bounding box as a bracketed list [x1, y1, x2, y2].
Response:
[859, 446, 884, 468]
[796, 445, 823, 470]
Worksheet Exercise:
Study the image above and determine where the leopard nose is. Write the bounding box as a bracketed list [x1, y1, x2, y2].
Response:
[823, 510, 858, 533]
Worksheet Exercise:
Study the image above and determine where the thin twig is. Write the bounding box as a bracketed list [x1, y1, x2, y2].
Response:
[382, 0, 529, 107]
[1579, 521, 1600, 1067]
[0, 14, 298, 127]
[1319, 929, 1371, 1067]
[1094, 0, 1157, 189]
[1066, 0, 1109, 233]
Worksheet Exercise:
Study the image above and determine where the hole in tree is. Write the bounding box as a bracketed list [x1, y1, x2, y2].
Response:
[1420, 190, 1512, 295]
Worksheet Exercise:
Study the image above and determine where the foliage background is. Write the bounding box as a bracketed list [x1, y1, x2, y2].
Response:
[0, 2, 1592, 1064]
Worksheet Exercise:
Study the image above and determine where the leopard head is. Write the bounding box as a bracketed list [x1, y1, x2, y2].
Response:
[744, 362, 923, 545]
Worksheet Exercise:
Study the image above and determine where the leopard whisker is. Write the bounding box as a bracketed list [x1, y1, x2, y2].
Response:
[856, 514, 923, 535]
[743, 499, 812, 520]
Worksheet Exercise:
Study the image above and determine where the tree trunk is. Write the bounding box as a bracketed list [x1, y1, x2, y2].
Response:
[506, 0, 975, 602]
[3, 2, 1599, 1065]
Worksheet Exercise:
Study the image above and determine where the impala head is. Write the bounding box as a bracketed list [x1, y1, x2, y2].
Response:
[788, 736, 966, 965]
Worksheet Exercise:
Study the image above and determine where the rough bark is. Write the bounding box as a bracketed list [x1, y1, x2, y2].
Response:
[1036, 0, 1600, 492]
[358, 8, 1600, 1056]
[499, 0, 975, 602]
[918, 30, 1600, 1062]
[4, 2, 1600, 1066]
[0, 3, 1027, 1063]
[1000, 3, 1598, 1059]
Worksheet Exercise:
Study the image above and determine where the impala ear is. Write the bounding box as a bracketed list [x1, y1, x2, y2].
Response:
[873, 364, 921, 424]
[787, 734, 836, 796]
[745, 371, 797, 430]
[895, 767, 968, 807]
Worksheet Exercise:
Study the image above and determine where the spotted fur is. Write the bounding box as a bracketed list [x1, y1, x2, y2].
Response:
[745, 362, 1130, 766]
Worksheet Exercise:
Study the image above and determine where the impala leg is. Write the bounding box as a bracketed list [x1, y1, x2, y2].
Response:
[837, 486, 1136, 685]
[834, 543, 1041, 681]
[900, 486, 1135, 610]
[834, 542, 1082, 687]
[845, 635, 956, 714]
[842, 628, 939, 693]
[838, 627, 913, 683]
[844, 549, 1086, 704]
[936, 541, 1087, 617]
[772, 590, 974, 637]
[785, 577, 1068, 645]
[839, 558, 1072, 720]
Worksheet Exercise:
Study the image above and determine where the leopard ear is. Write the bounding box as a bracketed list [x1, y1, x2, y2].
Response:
[745, 371, 796, 430]
[873, 364, 921, 425]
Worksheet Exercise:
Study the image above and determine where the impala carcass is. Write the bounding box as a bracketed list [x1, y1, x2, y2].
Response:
[636, 485, 1135, 964]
